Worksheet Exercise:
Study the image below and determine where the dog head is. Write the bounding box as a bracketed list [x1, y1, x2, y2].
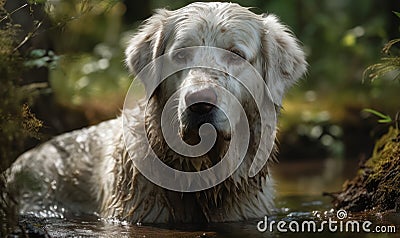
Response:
[125, 2, 307, 160]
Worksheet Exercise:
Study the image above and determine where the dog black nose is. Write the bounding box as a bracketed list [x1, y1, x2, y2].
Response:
[185, 88, 217, 114]
[189, 103, 214, 114]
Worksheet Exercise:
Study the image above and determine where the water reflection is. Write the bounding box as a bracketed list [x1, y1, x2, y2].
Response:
[272, 158, 357, 197]
[20, 158, 399, 237]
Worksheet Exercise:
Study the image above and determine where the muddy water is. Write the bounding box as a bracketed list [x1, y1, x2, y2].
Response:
[19, 158, 400, 237]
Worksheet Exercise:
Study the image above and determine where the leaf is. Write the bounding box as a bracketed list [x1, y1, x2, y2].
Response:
[382, 39, 400, 54]
[363, 109, 392, 124]
[393, 11, 400, 19]
[24, 49, 59, 69]
[30, 49, 46, 58]
[378, 118, 392, 123]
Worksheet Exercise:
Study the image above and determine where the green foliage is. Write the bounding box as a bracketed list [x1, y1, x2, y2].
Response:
[24, 49, 59, 69]
[0, 21, 42, 171]
[44, 0, 121, 52]
[44, 0, 133, 122]
[361, 12, 400, 127]
[363, 11, 400, 83]
[0, 2, 43, 235]
[363, 108, 392, 124]
[50, 43, 131, 108]
[364, 38, 400, 82]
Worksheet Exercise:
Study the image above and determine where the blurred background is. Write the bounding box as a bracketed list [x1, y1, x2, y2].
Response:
[1, 1, 400, 235]
[2, 0, 400, 167]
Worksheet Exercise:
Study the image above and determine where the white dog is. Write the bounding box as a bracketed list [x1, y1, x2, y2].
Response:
[6, 2, 306, 223]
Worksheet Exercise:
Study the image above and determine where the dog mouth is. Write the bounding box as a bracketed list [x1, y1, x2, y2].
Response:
[179, 105, 231, 145]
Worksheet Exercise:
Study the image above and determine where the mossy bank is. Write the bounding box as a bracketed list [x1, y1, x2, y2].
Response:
[329, 126, 400, 212]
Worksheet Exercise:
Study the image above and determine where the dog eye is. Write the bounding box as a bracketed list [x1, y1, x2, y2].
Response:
[228, 49, 246, 62]
[173, 51, 189, 63]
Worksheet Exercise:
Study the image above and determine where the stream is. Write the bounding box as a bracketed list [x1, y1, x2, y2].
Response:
[10, 158, 400, 237]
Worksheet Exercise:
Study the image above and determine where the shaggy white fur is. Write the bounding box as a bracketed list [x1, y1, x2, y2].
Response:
[6, 2, 306, 223]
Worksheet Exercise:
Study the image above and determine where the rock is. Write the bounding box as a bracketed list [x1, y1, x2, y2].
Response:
[327, 127, 400, 212]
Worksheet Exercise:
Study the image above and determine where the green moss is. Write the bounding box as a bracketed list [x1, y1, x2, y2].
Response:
[330, 127, 400, 212]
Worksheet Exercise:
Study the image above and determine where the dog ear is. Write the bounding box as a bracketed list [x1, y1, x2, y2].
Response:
[125, 9, 171, 78]
[261, 14, 307, 106]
